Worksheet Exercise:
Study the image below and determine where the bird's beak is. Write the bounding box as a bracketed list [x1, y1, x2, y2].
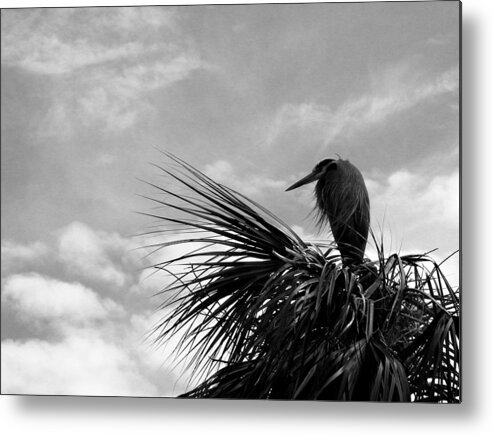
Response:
[285, 171, 320, 191]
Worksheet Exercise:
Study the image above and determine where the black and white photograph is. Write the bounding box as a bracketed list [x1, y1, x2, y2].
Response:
[1, 0, 461, 406]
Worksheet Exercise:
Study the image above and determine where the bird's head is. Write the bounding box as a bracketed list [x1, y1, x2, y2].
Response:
[285, 159, 338, 192]
[285, 157, 370, 265]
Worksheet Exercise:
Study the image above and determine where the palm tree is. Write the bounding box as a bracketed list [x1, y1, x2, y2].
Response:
[141, 152, 460, 402]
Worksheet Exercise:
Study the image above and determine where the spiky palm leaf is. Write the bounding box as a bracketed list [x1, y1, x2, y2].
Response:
[141, 152, 460, 402]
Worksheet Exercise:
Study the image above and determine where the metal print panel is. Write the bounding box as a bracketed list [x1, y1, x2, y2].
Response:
[1, 1, 460, 401]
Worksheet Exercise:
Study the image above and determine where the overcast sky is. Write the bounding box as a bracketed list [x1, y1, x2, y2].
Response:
[1, 2, 459, 397]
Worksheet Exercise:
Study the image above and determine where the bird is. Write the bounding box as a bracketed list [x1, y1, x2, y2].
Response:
[286, 158, 370, 266]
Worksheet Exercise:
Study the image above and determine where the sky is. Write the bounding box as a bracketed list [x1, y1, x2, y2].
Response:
[1, 2, 459, 397]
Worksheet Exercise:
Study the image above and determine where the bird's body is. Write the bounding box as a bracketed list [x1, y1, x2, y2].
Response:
[286, 158, 370, 265]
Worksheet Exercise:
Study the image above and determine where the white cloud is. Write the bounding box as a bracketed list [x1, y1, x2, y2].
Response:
[113, 56, 204, 93]
[204, 159, 286, 197]
[1, 8, 176, 75]
[368, 169, 459, 236]
[1, 335, 158, 396]
[1, 240, 49, 274]
[3, 37, 157, 75]
[426, 34, 454, 46]
[75, 55, 205, 132]
[264, 103, 331, 146]
[95, 6, 177, 32]
[366, 168, 459, 285]
[1, 299, 186, 396]
[266, 63, 458, 147]
[1, 240, 48, 262]
[1, 7, 209, 133]
[135, 268, 173, 295]
[1, 221, 143, 292]
[56, 221, 130, 288]
[128, 311, 193, 395]
[1, 224, 186, 396]
[2, 273, 124, 325]
[38, 52, 206, 135]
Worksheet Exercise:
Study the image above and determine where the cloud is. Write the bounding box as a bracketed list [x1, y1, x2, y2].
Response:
[1, 240, 49, 274]
[1, 8, 176, 75]
[93, 6, 177, 33]
[1, 240, 48, 261]
[264, 103, 331, 147]
[2, 273, 124, 326]
[266, 62, 458, 147]
[0, 220, 190, 396]
[3, 37, 155, 76]
[204, 159, 286, 197]
[0, 219, 222, 396]
[56, 221, 132, 289]
[368, 169, 459, 237]
[366, 167, 459, 285]
[2, 7, 209, 133]
[426, 34, 454, 46]
[1, 286, 186, 396]
[1, 221, 144, 292]
[1, 335, 159, 396]
[75, 55, 205, 132]
[41, 52, 206, 135]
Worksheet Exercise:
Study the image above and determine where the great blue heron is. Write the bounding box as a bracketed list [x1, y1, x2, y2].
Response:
[286, 158, 370, 265]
